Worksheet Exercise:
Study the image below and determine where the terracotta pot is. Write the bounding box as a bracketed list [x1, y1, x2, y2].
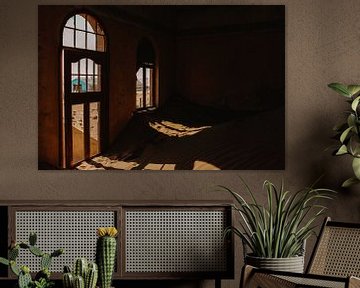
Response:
[245, 254, 305, 273]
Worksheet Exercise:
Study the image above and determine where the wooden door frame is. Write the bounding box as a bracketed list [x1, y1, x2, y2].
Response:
[62, 48, 108, 168]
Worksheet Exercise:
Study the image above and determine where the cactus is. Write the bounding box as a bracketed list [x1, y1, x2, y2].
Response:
[9, 246, 19, 260]
[63, 260, 98, 288]
[19, 243, 30, 249]
[29, 245, 44, 257]
[85, 263, 98, 288]
[29, 232, 37, 246]
[51, 248, 64, 258]
[41, 253, 52, 270]
[74, 258, 88, 279]
[96, 227, 118, 288]
[18, 267, 32, 288]
[0, 232, 63, 288]
[64, 265, 72, 273]
[63, 272, 74, 288]
[73, 275, 85, 288]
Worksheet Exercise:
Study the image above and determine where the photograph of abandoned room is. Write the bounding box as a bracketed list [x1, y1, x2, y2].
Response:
[38, 5, 285, 170]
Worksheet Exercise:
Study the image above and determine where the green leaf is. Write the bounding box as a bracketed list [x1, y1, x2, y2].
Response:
[352, 157, 360, 179]
[352, 96, 360, 111]
[347, 85, 360, 97]
[328, 83, 350, 97]
[342, 177, 360, 188]
[347, 114, 356, 129]
[336, 144, 348, 155]
[10, 261, 20, 276]
[0, 257, 9, 266]
[340, 126, 353, 143]
[223, 179, 335, 258]
[348, 135, 360, 157]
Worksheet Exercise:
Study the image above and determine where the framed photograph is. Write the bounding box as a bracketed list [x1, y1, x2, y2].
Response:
[38, 5, 285, 170]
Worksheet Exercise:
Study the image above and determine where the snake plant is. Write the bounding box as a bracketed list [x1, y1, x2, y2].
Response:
[221, 179, 335, 258]
[328, 83, 360, 187]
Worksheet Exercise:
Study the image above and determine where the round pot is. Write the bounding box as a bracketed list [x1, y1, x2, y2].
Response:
[245, 254, 304, 273]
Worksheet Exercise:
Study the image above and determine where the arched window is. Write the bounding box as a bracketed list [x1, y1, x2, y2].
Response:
[136, 38, 156, 109]
[63, 13, 105, 51]
[61, 13, 107, 168]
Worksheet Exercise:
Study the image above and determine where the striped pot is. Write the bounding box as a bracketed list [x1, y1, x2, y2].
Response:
[245, 254, 305, 273]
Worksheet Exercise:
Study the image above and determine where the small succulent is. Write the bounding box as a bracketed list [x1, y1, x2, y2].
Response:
[32, 278, 54, 288]
[0, 232, 63, 288]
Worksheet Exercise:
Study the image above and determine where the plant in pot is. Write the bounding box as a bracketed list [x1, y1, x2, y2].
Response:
[221, 179, 335, 273]
[328, 82, 360, 187]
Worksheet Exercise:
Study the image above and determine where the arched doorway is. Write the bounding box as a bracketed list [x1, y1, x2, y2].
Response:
[62, 13, 108, 168]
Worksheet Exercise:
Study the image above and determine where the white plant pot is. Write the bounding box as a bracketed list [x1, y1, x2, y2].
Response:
[245, 254, 305, 273]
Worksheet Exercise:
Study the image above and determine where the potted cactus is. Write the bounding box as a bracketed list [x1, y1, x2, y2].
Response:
[96, 227, 118, 288]
[62, 258, 98, 288]
[0, 232, 63, 288]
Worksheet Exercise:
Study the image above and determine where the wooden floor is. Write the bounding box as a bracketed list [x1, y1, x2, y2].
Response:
[76, 99, 285, 170]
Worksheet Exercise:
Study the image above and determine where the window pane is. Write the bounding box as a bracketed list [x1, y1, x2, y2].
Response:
[94, 76, 101, 92]
[76, 30, 86, 49]
[71, 76, 80, 93]
[136, 68, 143, 109]
[80, 76, 87, 92]
[63, 28, 74, 47]
[94, 63, 100, 75]
[65, 16, 75, 28]
[72, 104, 84, 164]
[87, 33, 96, 51]
[80, 58, 86, 74]
[87, 76, 94, 92]
[63, 14, 106, 52]
[75, 14, 86, 30]
[90, 102, 100, 156]
[71, 62, 78, 74]
[87, 59, 94, 74]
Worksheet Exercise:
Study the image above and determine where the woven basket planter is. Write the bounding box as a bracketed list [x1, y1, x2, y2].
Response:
[245, 254, 305, 273]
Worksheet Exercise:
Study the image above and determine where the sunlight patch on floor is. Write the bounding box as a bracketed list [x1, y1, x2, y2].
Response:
[143, 163, 176, 170]
[149, 120, 211, 137]
[193, 160, 220, 170]
[77, 156, 139, 170]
